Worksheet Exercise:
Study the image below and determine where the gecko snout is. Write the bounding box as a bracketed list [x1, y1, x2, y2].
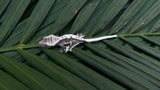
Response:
[38, 41, 47, 47]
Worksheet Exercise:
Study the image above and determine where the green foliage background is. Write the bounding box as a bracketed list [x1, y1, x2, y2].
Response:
[0, 0, 160, 89]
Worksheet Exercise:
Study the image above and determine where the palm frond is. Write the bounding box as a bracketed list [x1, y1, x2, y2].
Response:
[0, 0, 160, 89]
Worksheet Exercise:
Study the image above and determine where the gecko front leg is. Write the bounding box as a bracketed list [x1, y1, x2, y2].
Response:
[58, 41, 75, 53]
[58, 43, 66, 53]
[59, 40, 83, 53]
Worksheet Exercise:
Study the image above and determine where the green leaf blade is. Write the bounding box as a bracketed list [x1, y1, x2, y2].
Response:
[42, 48, 125, 90]
[0, 0, 31, 45]
[20, 0, 56, 44]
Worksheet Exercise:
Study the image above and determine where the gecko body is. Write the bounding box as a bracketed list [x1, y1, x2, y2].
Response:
[39, 33, 117, 53]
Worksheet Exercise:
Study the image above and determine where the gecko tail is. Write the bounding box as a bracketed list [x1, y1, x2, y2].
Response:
[84, 35, 117, 42]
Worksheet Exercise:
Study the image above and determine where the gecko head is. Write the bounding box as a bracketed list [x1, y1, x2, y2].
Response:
[38, 35, 61, 47]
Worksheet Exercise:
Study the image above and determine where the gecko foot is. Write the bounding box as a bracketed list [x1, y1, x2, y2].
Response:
[59, 48, 65, 53]
[59, 46, 71, 53]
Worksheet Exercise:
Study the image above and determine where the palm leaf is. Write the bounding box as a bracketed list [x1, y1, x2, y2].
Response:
[0, 0, 160, 89]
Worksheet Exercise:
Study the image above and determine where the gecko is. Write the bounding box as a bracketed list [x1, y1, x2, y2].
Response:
[38, 33, 117, 53]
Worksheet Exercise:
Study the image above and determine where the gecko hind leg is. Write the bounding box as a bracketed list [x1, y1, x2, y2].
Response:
[68, 41, 82, 52]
